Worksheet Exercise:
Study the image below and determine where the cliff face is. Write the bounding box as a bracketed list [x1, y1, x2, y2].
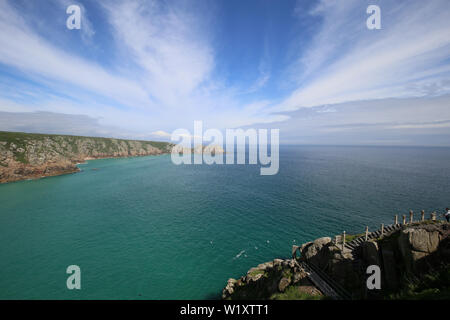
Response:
[223, 222, 450, 300]
[222, 258, 323, 300]
[0, 131, 173, 183]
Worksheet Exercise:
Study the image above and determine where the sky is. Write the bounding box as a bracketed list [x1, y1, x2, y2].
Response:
[0, 0, 450, 145]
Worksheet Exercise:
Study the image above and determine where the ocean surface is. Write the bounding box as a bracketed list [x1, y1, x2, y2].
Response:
[1, 145, 449, 299]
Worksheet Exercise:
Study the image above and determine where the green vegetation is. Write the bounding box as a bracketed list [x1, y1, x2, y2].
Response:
[414, 220, 443, 225]
[0, 131, 172, 164]
[389, 264, 450, 300]
[0, 131, 47, 143]
[282, 269, 292, 279]
[270, 286, 327, 300]
[345, 233, 364, 242]
[148, 141, 171, 150]
[248, 270, 267, 278]
[0, 131, 171, 147]
[0, 131, 33, 164]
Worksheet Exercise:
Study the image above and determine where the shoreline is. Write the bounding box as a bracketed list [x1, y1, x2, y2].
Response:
[0, 152, 171, 184]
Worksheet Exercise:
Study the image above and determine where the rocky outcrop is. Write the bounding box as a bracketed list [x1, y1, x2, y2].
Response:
[300, 237, 332, 269]
[222, 221, 450, 300]
[397, 223, 449, 274]
[300, 236, 364, 297]
[222, 258, 318, 300]
[0, 131, 173, 183]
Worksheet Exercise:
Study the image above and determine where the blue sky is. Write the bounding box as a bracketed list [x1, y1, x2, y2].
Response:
[0, 0, 450, 145]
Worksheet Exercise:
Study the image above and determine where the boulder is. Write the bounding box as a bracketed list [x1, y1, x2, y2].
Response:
[398, 226, 443, 273]
[222, 279, 237, 299]
[278, 277, 291, 292]
[301, 237, 332, 269]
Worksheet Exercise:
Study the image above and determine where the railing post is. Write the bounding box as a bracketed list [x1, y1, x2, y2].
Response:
[381, 223, 384, 237]
[431, 212, 436, 221]
[421, 210, 425, 222]
[365, 226, 369, 241]
[409, 210, 414, 223]
[342, 231, 346, 251]
[402, 215, 406, 225]
[395, 215, 398, 225]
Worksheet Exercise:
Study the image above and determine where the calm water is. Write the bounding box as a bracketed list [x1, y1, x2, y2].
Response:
[1, 146, 449, 299]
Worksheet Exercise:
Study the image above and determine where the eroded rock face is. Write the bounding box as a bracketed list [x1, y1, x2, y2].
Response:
[300, 237, 332, 269]
[398, 224, 449, 273]
[223, 223, 450, 300]
[222, 258, 309, 300]
[0, 133, 174, 183]
[399, 227, 440, 254]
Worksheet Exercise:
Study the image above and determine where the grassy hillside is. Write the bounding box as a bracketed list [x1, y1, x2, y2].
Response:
[0, 131, 173, 164]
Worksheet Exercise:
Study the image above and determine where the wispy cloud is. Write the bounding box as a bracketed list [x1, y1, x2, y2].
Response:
[102, 0, 214, 105]
[274, 0, 450, 111]
[0, 0, 449, 146]
[0, 0, 149, 108]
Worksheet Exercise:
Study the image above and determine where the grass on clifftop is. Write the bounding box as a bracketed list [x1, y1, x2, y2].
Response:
[270, 286, 327, 300]
[0, 131, 171, 145]
[0, 131, 173, 165]
[389, 264, 450, 300]
[247, 270, 269, 279]
[345, 233, 364, 242]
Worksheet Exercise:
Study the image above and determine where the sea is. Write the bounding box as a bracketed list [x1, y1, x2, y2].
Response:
[0, 145, 449, 299]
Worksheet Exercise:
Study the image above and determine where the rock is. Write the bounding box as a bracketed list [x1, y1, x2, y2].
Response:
[398, 225, 443, 273]
[278, 277, 291, 292]
[246, 268, 265, 282]
[222, 279, 237, 299]
[222, 258, 306, 299]
[402, 228, 440, 253]
[273, 259, 284, 268]
[301, 237, 332, 269]
[222, 224, 450, 300]
[300, 241, 312, 252]
[301, 237, 331, 259]
[257, 262, 273, 271]
[292, 271, 305, 284]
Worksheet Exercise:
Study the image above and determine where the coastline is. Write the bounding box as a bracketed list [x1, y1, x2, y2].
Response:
[0, 131, 174, 184]
[0, 152, 171, 184]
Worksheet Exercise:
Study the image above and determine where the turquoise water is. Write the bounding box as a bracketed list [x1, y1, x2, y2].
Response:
[0, 145, 449, 299]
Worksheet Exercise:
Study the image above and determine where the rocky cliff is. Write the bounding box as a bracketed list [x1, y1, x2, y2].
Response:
[0, 131, 174, 183]
[223, 221, 450, 300]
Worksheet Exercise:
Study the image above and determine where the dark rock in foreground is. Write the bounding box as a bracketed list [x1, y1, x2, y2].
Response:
[223, 221, 450, 300]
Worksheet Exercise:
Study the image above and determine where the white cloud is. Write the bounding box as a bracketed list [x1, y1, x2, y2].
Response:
[102, 0, 214, 105]
[1, 0, 449, 146]
[274, 0, 450, 112]
[0, 0, 149, 109]
[150, 130, 171, 138]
